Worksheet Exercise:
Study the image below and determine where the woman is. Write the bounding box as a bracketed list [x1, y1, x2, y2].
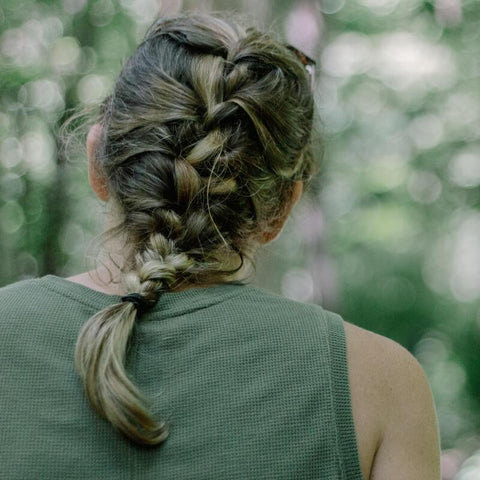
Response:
[0, 12, 440, 479]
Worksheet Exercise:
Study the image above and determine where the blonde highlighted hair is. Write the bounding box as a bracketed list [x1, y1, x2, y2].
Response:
[68, 11, 318, 446]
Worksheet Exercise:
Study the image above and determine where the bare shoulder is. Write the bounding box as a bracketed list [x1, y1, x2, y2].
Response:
[343, 321, 441, 480]
[343, 320, 424, 382]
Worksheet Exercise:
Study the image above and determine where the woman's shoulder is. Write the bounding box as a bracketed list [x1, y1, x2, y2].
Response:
[343, 320, 433, 409]
[343, 320, 425, 379]
[0, 276, 64, 305]
[343, 321, 441, 480]
[0, 277, 40, 302]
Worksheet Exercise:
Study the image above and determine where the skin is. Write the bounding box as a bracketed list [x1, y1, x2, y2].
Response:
[345, 321, 441, 479]
[69, 125, 442, 479]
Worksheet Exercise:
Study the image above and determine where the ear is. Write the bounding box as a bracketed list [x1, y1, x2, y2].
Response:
[87, 124, 109, 202]
[262, 180, 303, 244]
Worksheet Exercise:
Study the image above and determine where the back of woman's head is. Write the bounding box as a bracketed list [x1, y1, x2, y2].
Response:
[73, 11, 318, 446]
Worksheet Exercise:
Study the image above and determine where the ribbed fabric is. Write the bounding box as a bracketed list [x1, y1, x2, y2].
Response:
[0, 275, 364, 480]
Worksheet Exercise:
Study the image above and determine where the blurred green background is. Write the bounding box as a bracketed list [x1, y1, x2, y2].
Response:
[0, 0, 479, 477]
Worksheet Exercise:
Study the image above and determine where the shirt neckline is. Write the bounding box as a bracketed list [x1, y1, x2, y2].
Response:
[39, 275, 249, 319]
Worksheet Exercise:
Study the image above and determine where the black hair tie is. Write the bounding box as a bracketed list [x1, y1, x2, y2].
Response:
[121, 293, 152, 316]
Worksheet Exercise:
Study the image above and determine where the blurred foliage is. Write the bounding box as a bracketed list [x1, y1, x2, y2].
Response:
[1, 0, 479, 477]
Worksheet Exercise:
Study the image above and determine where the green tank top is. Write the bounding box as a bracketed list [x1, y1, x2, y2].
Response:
[0, 275, 364, 479]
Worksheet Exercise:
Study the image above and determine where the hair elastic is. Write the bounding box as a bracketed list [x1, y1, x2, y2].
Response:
[121, 293, 152, 315]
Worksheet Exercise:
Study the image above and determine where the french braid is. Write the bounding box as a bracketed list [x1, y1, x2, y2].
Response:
[73, 12, 317, 446]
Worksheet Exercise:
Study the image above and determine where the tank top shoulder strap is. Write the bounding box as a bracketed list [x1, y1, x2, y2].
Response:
[324, 310, 364, 479]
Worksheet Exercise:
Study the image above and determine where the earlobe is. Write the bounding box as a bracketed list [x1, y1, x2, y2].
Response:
[292, 180, 303, 205]
[87, 124, 109, 202]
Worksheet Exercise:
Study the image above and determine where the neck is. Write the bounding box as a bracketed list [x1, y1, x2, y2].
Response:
[66, 248, 253, 296]
[66, 268, 223, 295]
[65, 203, 255, 295]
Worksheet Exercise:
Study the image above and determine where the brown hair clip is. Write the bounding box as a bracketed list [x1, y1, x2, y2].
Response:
[285, 45, 316, 92]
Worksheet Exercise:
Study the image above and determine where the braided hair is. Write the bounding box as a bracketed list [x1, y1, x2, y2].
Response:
[73, 12, 317, 446]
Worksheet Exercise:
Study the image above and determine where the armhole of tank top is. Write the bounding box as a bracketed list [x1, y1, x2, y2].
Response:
[326, 311, 365, 480]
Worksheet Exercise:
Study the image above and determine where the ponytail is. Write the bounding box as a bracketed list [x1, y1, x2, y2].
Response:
[75, 300, 169, 445]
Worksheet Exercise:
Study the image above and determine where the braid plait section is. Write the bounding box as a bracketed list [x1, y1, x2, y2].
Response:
[123, 234, 196, 302]
[74, 13, 316, 448]
[107, 47, 263, 292]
